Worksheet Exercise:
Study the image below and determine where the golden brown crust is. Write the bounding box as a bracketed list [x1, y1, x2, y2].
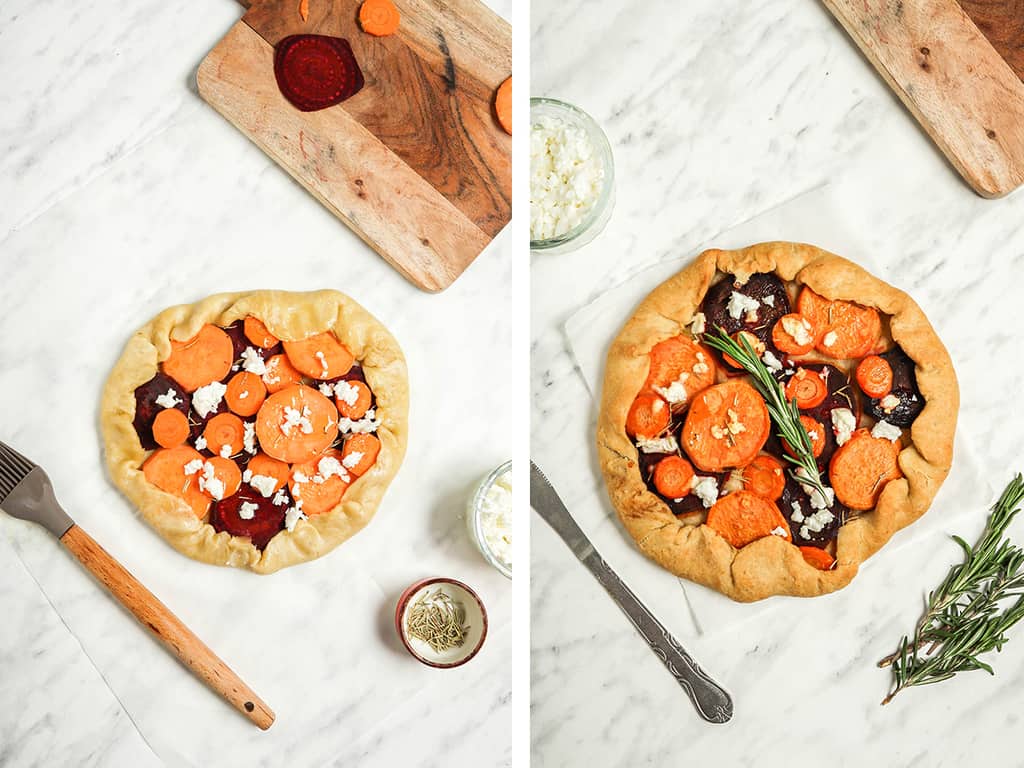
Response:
[101, 290, 409, 574]
[596, 242, 958, 601]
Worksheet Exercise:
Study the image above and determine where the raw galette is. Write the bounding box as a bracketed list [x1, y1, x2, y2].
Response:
[102, 290, 408, 574]
[597, 242, 958, 601]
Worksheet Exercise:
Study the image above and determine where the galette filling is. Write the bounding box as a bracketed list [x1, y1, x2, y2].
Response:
[133, 317, 382, 550]
[627, 273, 923, 571]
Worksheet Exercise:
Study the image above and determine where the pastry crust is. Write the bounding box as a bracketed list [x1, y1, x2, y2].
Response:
[596, 242, 958, 601]
[101, 290, 409, 574]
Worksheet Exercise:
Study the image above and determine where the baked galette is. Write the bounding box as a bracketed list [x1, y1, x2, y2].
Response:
[101, 290, 408, 574]
[597, 242, 958, 601]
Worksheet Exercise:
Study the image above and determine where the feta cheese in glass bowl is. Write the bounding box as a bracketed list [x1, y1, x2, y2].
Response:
[530, 98, 615, 254]
[467, 461, 512, 578]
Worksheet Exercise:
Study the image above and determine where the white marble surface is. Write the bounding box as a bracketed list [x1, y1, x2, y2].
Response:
[531, 0, 1024, 765]
[0, 0, 516, 765]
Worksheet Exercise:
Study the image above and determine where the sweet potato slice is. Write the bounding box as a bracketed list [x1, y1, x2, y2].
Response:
[142, 445, 210, 518]
[152, 408, 190, 448]
[342, 433, 380, 476]
[681, 380, 770, 472]
[225, 371, 267, 418]
[289, 448, 350, 515]
[799, 545, 836, 570]
[797, 287, 881, 359]
[255, 384, 339, 463]
[742, 454, 785, 501]
[262, 354, 304, 394]
[706, 490, 791, 548]
[283, 332, 354, 380]
[644, 336, 716, 400]
[162, 324, 234, 393]
[244, 316, 280, 349]
[626, 393, 671, 439]
[246, 453, 290, 495]
[828, 428, 902, 510]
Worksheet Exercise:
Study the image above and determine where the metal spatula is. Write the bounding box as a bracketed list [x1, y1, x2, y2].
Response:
[0, 440, 275, 730]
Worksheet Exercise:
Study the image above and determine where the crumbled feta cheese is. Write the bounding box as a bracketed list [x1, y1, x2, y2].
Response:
[479, 469, 512, 567]
[690, 312, 707, 336]
[790, 501, 805, 524]
[726, 408, 746, 435]
[155, 389, 181, 409]
[240, 347, 267, 375]
[183, 459, 204, 476]
[319, 383, 335, 397]
[781, 315, 814, 347]
[872, 420, 903, 442]
[238, 391, 248, 400]
[654, 372, 689, 405]
[727, 291, 760, 322]
[635, 435, 679, 454]
[333, 381, 360, 407]
[691, 475, 719, 508]
[339, 409, 382, 434]
[194, 435, 208, 451]
[317, 455, 350, 482]
[763, 295, 775, 307]
[219, 445, 233, 458]
[248, 474, 278, 498]
[831, 408, 857, 446]
[198, 462, 225, 500]
[281, 406, 313, 436]
[530, 114, 605, 241]
[794, 467, 835, 511]
[315, 351, 329, 378]
[292, 471, 309, 484]
[284, 501, 306, 532]
[822, 331, 838, 348]
[692, 362, 710, 375]
[243, 421, 257, 454]
[722, 469, 746, 495]
[238, 502, 258, 521]
[272, 488, 289, 506]
[762, 350, 783, 373]
[880, 394, 900, 413]
[342, 451, 364, 470]
[192, 381, 227, 419]
[770, 526, 788, 537]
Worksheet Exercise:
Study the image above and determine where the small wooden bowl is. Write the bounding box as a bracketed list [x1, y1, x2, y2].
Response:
[395, 578, 488, 668]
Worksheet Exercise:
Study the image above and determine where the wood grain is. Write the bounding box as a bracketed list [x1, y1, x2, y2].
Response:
[61, 525, 275, 730]
[822, 0, 1024, 198]
[958, 0, 1024, 80]
[198, 0, 511, 291]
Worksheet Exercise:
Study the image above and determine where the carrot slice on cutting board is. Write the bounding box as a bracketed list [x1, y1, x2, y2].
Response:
[203, 413, 246, 458]
[797, 287, 881, 359]
[244, 316, 280, 349]
[645, 336, 717, 399]
[152, 408, 190, 448]
[283, 332, 354, 380]
[681, 380, 771, 472]
[142, 446, 211, 518]
[829, 428, 903, 510]
[162, 324, 234, 393]
[625, 392, 671, 439]
[246, 453, 291, 494]
[289, 448, 350, 515]
[799, 546, 836, 570]
[225, 371, 268, 418]
[653, 456, 694, 499]
[262, 354, 304, 394]
[705, 490, 791, 548]
[856, 355, 893, 398]
[359, 0, 400, 36]
[342, 432, 381, 477]
[743, 454, 785, 501]
[255, 383, 339, 463]
[495, 77, 512, 135]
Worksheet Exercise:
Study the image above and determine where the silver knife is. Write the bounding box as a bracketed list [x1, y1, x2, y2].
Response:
[531, 461, 733, 724]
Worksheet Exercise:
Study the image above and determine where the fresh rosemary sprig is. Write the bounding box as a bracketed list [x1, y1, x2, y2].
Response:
[879, 474, 1024, 704]
[702, 326, 829, 500]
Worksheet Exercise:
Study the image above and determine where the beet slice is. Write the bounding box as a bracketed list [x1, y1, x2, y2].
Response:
[867, 347, 924, 427]
[780, 475, 846, 547]
[134, 373, 192, 450]
[701, 273, 791, 344]
[274, 35, 364, 113]
[209, 488, 288, 550]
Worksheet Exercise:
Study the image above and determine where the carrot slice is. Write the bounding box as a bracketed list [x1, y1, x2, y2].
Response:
[142, 446, 211, 518]
[225, 371, 268, 418]
[644, 336, 717, 401]
[653, 456, 694, 499]
[262, 354, 304, 394]
[705, 490, 791, 548]
[681, 380, 771, 472]
[246, 453, 290, 494]
[203, 413, 246, 459]
[856, 355, 893, 398]
[255, 383, 339, 463]
[162, 324, 234, 393]
[203, 456, 242, 500]
[359, 0, 400, 36]
[829, 428, 903, 510]
[283, 332, 354, 380]
[289, 448, 350, 515]
[799, 546, 836, 570]
[797, 287, 882, 359]
[743, 454, 785, 501]
[771, 313, 817, 356]
[785, 415, 825, 458]
[785, 368, 828, 410]
[625, 392, 671, 439]
[244, 316, 280, 349]
[333, 379, 372, 420]
[723, 331, 765, 369]
[495, 76, 512, 135]
[152, 408, 190, 448]
[342, 433, 381, 476]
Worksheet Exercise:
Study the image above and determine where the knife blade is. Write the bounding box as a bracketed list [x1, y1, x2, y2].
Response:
[531, 461, 733, 724]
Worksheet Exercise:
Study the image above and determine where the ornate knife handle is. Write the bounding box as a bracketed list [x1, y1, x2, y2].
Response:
[584, 551, 733, 723]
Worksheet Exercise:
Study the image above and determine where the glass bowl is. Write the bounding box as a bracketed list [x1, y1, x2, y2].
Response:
[466, 460, 512, 579]
[530, 97, 616, 254]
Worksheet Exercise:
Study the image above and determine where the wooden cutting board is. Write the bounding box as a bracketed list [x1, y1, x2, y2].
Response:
[198, 0, 511, 291]
[822, 0, 1024, 198]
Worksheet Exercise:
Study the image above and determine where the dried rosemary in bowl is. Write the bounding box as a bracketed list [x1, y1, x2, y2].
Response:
[406, 589, 470, 653]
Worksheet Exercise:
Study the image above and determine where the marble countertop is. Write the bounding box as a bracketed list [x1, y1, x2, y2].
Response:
[0, 0, 514, 766]
[531, 0, 1024, 765]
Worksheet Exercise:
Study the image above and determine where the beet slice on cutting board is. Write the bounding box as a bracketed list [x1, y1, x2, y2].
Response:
[274, 35, 365, 112]
[209, 488, 288, 550]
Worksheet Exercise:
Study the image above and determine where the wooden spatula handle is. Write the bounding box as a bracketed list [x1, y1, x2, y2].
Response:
[60, 524, 275, 730]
